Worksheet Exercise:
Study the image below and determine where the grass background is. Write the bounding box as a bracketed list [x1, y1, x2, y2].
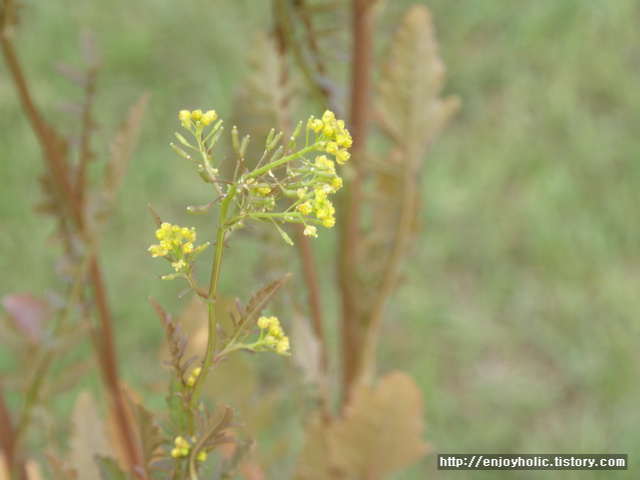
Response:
[1, 0, 639, 479]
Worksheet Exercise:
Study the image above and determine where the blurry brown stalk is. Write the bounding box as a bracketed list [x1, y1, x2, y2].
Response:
[0, 1, 144, 477]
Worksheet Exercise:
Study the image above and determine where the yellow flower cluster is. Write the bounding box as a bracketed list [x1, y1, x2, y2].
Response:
[186, 367, 202, 387]
[179, 109, 217, 128]
[148, 223, 197, 271]
[298, 184, 337, 230]
[171, 436, 207, 461]
[308, 110, 352, 165]
[257, 316, 290, 355]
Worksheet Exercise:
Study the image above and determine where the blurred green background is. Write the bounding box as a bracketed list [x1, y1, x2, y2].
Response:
[1, 0, 639, 479]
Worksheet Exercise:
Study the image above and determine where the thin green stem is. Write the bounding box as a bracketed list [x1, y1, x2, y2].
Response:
[187, 188, 234, 432]
[249, 142, 320, 179]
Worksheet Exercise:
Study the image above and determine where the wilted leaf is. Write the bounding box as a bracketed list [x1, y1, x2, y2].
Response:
[332, 372, 430, 478]
[68, 392, 113, 480]
[375, 5, 459, 152]
[91, 92, 149, 225]
[295, 372, 429, 480]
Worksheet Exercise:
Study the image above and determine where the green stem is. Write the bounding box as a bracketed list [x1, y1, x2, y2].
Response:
[249, 142, 320, 179]
[187, 189, 233, 432]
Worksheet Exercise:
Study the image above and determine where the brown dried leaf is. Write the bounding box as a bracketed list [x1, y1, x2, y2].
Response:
[374, 5, 459, 153]
[91, 92, 148, 224]
[68, 392, 112, 479]
[295, 372, 429, 480]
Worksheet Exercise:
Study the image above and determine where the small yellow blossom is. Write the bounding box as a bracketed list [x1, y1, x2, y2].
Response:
[179, 110, 191, 128]
[322, 110, 335, 124]
[197, 451, 207, 462]
[304, 225, 318, 237]
[310, 118, 323, 133]
[171, 436, 191, 458]
[171, 259, 186, 271]
[186, 366, 202, 387]
[322, 217, 336, 228]
[326, 141, 339, 155]
[201, 110, 217, 125]
[336, 149, 350, 165]
[277, 337, 290, 355]
[298, 201, 313, 215]
[191, 109, 203, 121]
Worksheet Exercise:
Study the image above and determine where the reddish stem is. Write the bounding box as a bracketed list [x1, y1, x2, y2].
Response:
[339, 0, 376, 403]
[1, 6, 144, 476]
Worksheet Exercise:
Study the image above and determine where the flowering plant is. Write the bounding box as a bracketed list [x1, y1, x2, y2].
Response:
[148, 109, 351, 478]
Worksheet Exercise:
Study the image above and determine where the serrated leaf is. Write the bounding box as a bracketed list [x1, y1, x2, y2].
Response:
[151, 297, 189, 378]
[91, 92, 149, 224]
[68, 392, 113, 480]
[95, 456, 134, 480]
[166, 378, 187, 432]
[375, 5, 459, 151]
[295, 372, 429, 480]
[238, 273, 292, 334]
[125, 397, 163, 476]
[229, 32, 299, 171]
[190, 405, 236, 472]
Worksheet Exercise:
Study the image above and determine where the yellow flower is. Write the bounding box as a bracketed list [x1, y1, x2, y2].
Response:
[326, 141, 339, 155]
[197, 451, 207, 462]
[201, 110, 217, 125]
[336, 149, 350, 165]
[322, 217, 336, 228]
[191, 109, 203, 121]
[303, 225, 318, 238]
[276, 337, 290, 355]
[179, 110, 191, 128]
[171, 259, 186, 271]
[298, 201, 313, 215]
[322, 110, 335, 124]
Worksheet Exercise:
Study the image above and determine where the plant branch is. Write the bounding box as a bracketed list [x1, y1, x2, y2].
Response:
[1, 5, 144, 475]
[0, 383, 27, 480]
[339, 0, 377, 402]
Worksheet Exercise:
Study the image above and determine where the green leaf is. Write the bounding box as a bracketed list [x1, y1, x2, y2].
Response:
[68, 391, 113, 480]
[166, 378, 188, 432]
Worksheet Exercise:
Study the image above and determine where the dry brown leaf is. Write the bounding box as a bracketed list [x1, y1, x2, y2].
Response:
[375, 5, 459, 153]
[295, 372, 429, 480]
[68, 391, 113, 479]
